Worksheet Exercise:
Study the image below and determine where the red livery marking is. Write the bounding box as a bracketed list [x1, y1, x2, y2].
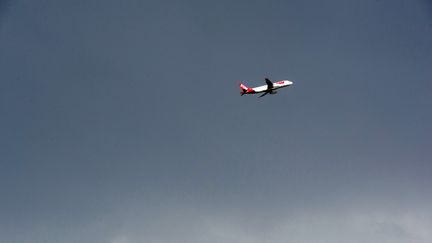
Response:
[276, 81, 284, 84]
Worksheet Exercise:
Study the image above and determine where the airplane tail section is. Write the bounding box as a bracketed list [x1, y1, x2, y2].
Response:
[239, 83, 253, 95]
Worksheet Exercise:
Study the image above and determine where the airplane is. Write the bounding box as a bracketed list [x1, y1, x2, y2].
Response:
[240, 78, 293, 97]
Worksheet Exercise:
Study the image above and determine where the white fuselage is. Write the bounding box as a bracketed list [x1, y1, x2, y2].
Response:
[252, 80, 293, 93]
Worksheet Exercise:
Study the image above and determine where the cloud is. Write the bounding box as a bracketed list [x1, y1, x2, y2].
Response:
[110, 235, 130, 243]
[111, 207, 432, 243]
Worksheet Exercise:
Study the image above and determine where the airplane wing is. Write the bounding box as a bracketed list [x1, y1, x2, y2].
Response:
[259, 92, 269, 98]
[265, 78, 273, 89]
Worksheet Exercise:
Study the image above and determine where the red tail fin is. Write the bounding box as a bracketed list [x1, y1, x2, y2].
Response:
[240, 83, 248, 91]
[239, 83, 253, 96]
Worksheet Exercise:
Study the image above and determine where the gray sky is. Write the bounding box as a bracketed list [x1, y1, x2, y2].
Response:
[1, 0, 432, 242]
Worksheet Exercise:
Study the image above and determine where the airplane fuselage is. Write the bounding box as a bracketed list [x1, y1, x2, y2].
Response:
[251, 80, 293, 93]
[240, 79, 293, 97]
